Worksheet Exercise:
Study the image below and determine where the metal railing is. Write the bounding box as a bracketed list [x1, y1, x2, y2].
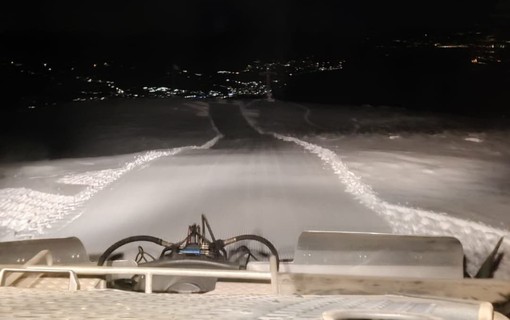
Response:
[0, 255, 278, 294]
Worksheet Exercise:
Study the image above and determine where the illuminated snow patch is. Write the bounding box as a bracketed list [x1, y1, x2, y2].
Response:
[240, 102, 510, 278]
[0, 135, 222, 240]
[465, 137, 483, 143]
[57, 168, 126, 187]
[0, 188, 76, 236]
[272, 133, 510, 277]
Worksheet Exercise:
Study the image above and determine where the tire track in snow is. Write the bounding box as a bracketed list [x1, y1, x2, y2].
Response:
[0, 104, 223, 240]
[294, 103, 326, 130]
[241, 102, 510, 278]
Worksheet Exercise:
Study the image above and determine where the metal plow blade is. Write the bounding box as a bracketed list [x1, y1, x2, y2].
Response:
[0, 237, 90, 266]
[292, 231, 464, 278]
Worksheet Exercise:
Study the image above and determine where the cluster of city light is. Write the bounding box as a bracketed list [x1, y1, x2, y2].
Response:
[391, 32, 508, 65]
[217, 70, 240, 75]
[139, 58, 344, 100]
[143, 87, 187, 95]
[4, 59, 133, 106]
[141, 82, 267, 99]
[205, 58, 345, 98]
[124, 58, 344, 99]
[3, 56, 349, 105]
[239, 59, 343, 77]
[142, 86, 213, 99]
[216, 80, 268, 97]
[70, 76, 128, 102]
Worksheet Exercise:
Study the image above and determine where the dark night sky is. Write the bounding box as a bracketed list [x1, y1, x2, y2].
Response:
[1, 1, 509, 67]
[1, 1, 507, 34]
[1, 1, 510, 116]
[2, 1, 509, 37]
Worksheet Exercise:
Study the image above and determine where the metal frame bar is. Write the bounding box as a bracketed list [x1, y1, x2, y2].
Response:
[1, 256, 278, 294]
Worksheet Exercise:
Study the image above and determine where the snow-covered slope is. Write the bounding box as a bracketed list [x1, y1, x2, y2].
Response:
[241, 100, 510, 278]
[1, 97, 509, 279]
[0, 100, 221, 239]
